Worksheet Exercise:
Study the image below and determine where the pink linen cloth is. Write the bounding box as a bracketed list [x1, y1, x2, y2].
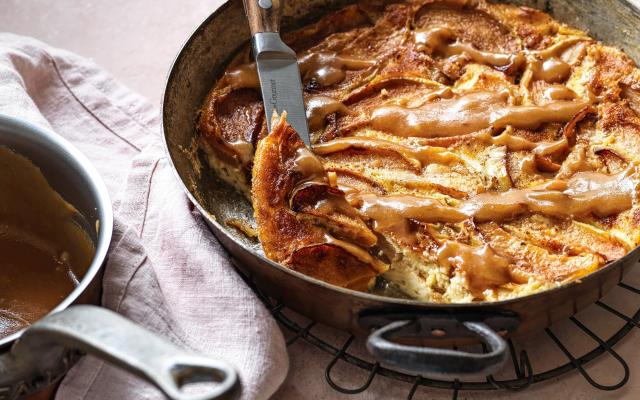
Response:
[0, 33, 288, 400]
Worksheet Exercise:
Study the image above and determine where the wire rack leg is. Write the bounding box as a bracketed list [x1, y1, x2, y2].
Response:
[451, 379, 460, 400]
[486, 339, 533, 391]
[325, 335, 379, 395]
[406, 376, 422, 400]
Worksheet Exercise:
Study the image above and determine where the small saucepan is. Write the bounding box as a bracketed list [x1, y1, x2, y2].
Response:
[0, 114, 238, 400]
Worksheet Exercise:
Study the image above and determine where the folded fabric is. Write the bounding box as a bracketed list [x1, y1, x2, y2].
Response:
[0, 33, 288, 400]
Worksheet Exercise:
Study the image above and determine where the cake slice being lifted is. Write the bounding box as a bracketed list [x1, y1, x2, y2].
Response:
[252, 113, 387, 290]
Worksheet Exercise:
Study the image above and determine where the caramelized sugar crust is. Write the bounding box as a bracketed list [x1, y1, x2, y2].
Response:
[198, 0, 640, 302]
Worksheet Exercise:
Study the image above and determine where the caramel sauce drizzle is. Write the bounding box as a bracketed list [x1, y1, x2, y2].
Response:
[298, 51, 376, 87]
[461, 173, 626, 222]
[532, 137, 569, 157]
[492, 99, 589, 130]
[369, 90, 589, 138]
[544, 84, 577, 101]
[414, 27, 583, 85]
[292, 146, 325, 182]
[312, 137, 460, 169]
[337, 167, 636, 291]
[354, 193, 468, 225]
[221, 62, 260, 90]
[291, 181, 360, 220]
[221, 51, 374, 92]
[414, 27, 523, 69]
[351, 193, 468, 246]
[530, 58, 572, 83]
[535, 37, 589, 59]
[437, 241, 513, 295]
[520, 37, 588, 90]
[306, 96, 352, 131]
[371, 91, 506, 137]
[351, 166, 638, 228]
[479, 130, 568, 156]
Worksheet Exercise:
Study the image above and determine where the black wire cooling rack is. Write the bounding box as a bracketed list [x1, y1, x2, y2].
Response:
[236, 263, 640, 399]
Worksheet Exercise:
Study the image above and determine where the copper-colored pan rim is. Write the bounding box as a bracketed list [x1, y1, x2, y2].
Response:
[160, 0, 640, 311]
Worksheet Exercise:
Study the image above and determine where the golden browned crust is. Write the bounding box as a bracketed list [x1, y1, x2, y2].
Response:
[200, 0, 640, 302]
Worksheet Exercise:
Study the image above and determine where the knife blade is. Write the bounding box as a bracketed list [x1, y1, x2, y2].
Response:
[242, 0, 311, 147]
[253, 33, 311, 146]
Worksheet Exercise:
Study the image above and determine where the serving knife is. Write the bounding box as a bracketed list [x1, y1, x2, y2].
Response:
[242, 0, 312, 146]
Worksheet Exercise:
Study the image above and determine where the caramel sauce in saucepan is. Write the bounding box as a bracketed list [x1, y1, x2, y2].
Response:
[0, 147, 95, 338]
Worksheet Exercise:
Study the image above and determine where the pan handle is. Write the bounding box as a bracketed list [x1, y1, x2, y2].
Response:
[10, 305, 239, 400]
[367, 320, 507, 376]
[361, 311, 518, 377]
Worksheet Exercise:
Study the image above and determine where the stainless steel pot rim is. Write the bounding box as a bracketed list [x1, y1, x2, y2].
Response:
[0, 113, 114, 348]
[161, 0, 640, 313]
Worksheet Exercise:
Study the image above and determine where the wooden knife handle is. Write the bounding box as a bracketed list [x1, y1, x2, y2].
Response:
[242, 0, 283, 34]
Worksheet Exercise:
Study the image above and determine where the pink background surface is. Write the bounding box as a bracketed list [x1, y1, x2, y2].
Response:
[1, 0, 227, 104]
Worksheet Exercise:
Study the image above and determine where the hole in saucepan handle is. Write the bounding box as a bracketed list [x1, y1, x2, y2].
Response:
[164, 357, 240, 400]
[366, 320, 508, 377]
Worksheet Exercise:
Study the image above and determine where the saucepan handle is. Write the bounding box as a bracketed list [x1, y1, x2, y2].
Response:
[11, 305, 239, 400]
[242, 0, 283, 35]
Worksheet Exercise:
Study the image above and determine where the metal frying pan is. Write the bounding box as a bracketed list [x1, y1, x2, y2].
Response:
[162, 0, 640, 376]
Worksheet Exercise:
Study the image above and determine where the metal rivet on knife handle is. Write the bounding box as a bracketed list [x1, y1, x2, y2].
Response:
[243, 0, 282, 34]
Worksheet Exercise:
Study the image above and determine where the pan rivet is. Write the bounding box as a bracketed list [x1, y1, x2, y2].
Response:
[431, 328, 446, 337]
[258, 0, 272, 9]
[498, 329, 508, 336]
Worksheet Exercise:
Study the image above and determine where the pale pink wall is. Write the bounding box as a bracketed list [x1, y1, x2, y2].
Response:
[0, 0, 225, 104]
